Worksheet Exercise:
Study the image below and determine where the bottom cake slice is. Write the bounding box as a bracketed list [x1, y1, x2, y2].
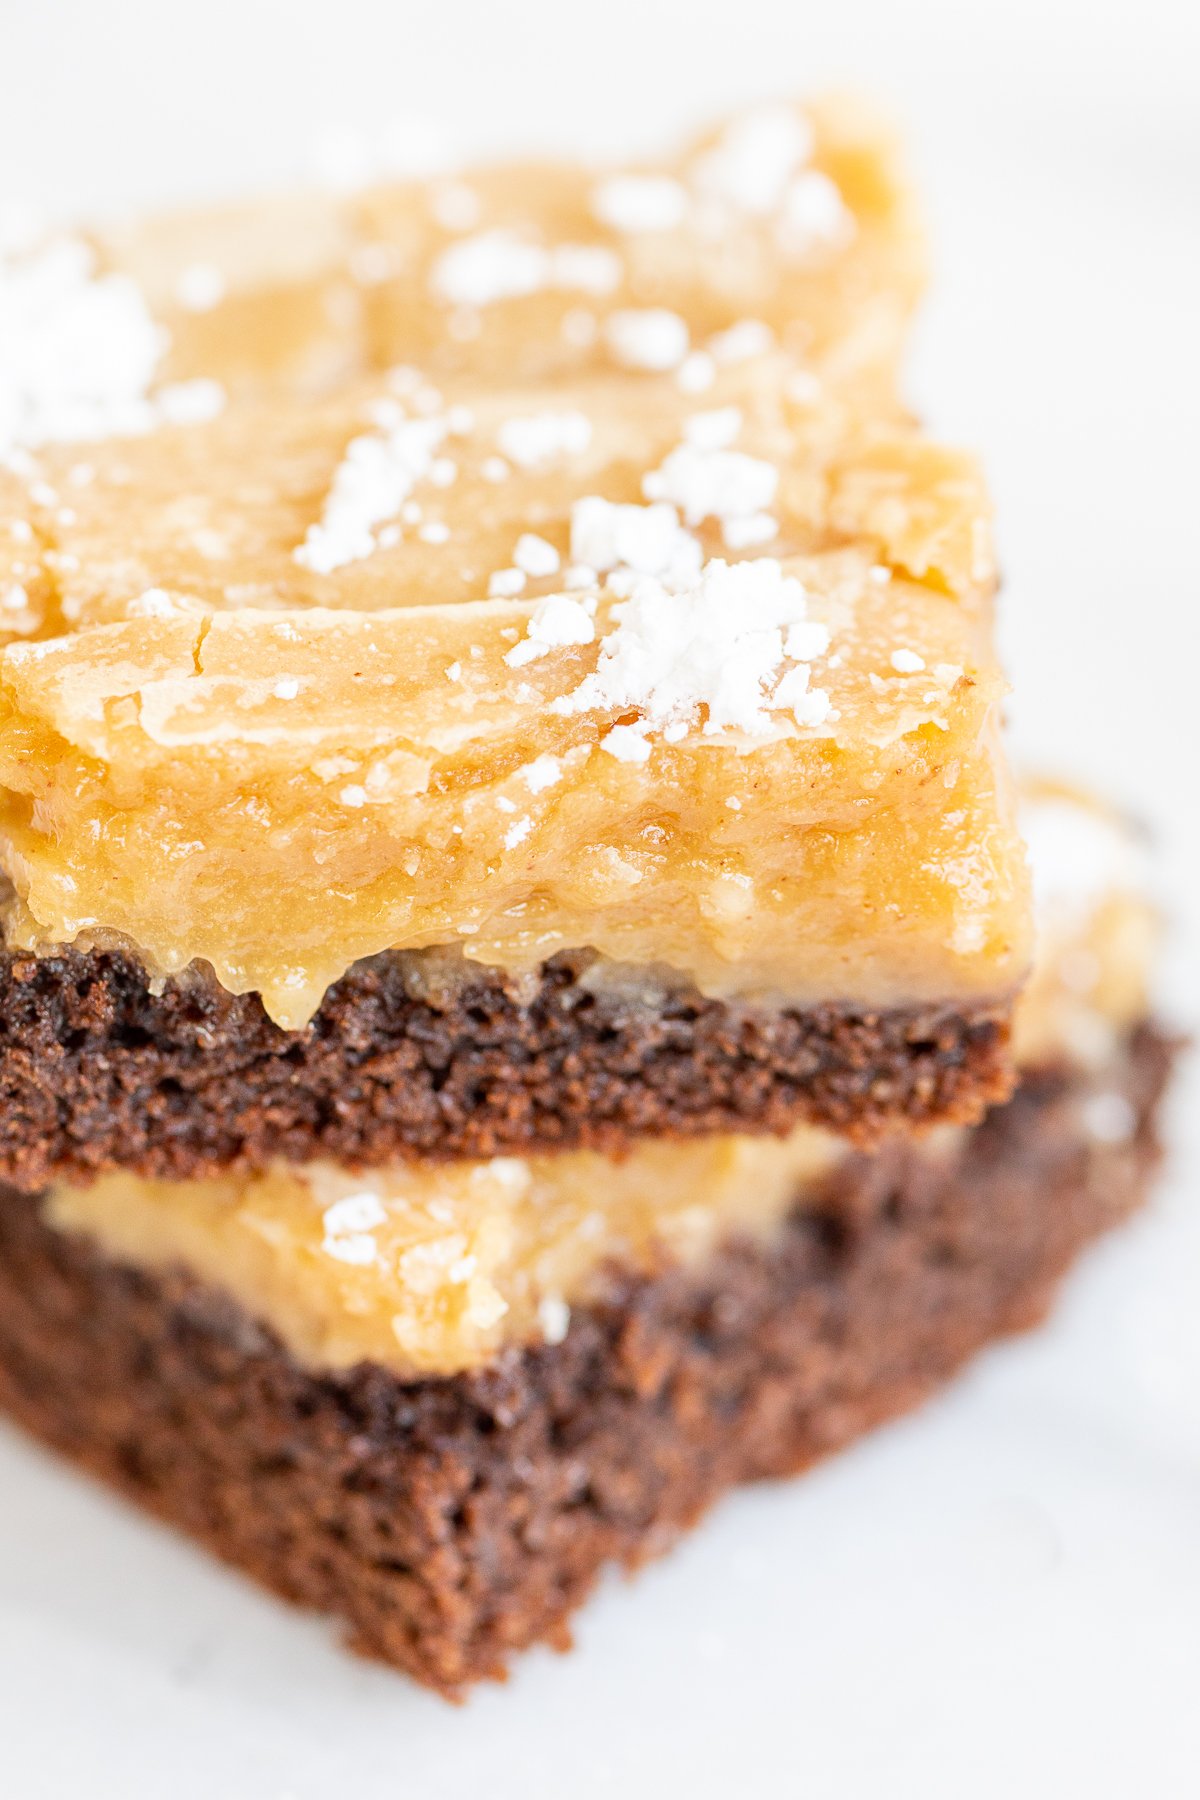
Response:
[0, 788, 1177, 1694]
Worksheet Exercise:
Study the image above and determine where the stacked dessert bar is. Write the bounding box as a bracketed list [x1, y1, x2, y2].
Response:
[0, 100, 1175, 1692]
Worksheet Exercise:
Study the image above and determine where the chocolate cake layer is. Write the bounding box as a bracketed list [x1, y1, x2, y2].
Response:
[0, 944, 1013, 1192]
[0, 1025, 1171, 1694]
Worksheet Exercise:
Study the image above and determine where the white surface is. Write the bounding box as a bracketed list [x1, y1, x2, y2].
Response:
[1, 2, 1199, 1793]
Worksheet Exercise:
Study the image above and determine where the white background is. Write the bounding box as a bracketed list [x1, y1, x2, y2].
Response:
[0, 1, 1198, 1794]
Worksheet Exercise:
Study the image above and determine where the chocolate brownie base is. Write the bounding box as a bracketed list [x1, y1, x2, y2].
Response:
[0, 944, 1013, 1191]
[0, 1027, 1171, 1694]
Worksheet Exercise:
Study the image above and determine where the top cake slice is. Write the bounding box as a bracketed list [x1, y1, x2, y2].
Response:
[95, 95, 923, 405]
[0, 349, 1026, 1183]
[0, 98, 1027, 1185]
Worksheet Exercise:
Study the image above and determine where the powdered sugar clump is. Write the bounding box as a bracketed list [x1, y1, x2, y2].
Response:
[504, 593, 596, 668]
[557, 557, 832, 752]
[601, 722, 654, 764]
[521, 753, 562, 793]
[0, 236, 224, 456]
[778, 169, 854, 255]
[512, 532, 560, 577]
[295, 404, 446, 573]
[570, 496, 702, 589]
[591, 174, 689, 234]
[321, 1190, 387, 1266]
[175, 261, 226, 313]
[643, 443, 778, 528]
[686, 104, 854, 254]
[683, 406, 743, 451]
[721, 511, 779, 550]
[496, 409, 592, 469]
[155, 378, 225, 426]
[431, 230, 621, 307]
[708, 319, 775, 365]
[692, 104, 814, 216]
[604, 308, 689, 372]
[654, 406, 783, 551]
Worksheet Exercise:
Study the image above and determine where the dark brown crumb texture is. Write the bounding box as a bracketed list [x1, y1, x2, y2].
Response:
[0, 1026, 1172, 1695]
[0, 944, 1013, 1192]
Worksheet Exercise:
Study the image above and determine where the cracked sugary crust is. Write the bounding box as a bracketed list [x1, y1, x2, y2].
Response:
[0, 1026, 1173, 1694]
[0, 944, 1014, 1190]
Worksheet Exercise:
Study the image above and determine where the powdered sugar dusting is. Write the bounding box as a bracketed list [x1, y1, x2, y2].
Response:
[676, 351, 716, 394]
[537, 1294, 572, 1345]
[557, 557, 831, 745]
[496, 409, 592, 469]
[604, 308, 690, 372]
[431, 230, 622, 307]
[643, 443, 778, 529]
[504, 593, 596, 668]
[175, 262, 226, 313]
[778, 169, 854, 255]
[591, 174, 688, 234]
[521, 753, 562, 793]
[570, 496, 701, 588]
[512, 533, 560, 578]
[294, 407, 446, 573]
[601, 722, 653, 763]
[692, 104, 814, 216]
[683, 406, 743, 451]
[155, 378, 225, 426]
[321, 1190, 387, 1266]
[708, 319, 775, 365]
[720, 511, 778, 550]
[0, 235, 223, 456]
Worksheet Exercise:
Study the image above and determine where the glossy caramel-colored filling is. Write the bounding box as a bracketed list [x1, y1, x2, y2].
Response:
[42, 784, 1153, 1379]
[0, 98, 1019, 1032]
[0, 550, 1024, 1028]
[97, 96, 923, 404]
[47, 1128, 844, 1376]
[6, 354, 990, 649]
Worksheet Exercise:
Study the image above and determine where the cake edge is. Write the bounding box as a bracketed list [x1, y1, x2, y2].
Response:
[0, 1022, 1174, 1694]
[0, 943, 1018, 1191]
